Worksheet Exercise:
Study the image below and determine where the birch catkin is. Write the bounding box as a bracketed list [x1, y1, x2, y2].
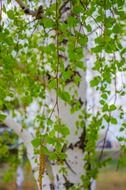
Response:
[38, 151, 45, 190]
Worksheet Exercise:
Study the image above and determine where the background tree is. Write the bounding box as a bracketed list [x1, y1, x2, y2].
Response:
[0, 0, 126, 190]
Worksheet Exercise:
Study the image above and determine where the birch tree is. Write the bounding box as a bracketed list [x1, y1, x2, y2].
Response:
[0, 0, 126, 190]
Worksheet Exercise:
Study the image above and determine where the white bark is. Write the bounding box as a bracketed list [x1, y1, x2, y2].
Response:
[16, 166, 24, 190]
[3, 115, 40, 188]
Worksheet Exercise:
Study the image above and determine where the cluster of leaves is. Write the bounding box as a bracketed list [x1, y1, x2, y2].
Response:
[0, 128, 18, 182]
[1, 0, 126, 189]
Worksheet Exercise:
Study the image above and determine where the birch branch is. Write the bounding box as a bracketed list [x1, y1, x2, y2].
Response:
[3, 115, 39, 183]
[15, 0, 43, 18]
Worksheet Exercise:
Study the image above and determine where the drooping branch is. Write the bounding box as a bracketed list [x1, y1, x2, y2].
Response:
[15, 0, 43, 19]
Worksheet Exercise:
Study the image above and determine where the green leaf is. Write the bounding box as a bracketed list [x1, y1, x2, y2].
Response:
[86, 24, 92, 32]
[67, 16, 78, 27]
[3, 5, 6, 13]
[109, 104, 116, 111]
[0, 113, 6, 121]
[103, 114, 110, 122]
[101, 93, 108, 100]
[32, 138, 41, 147]
[58, 90, 71, 103]
[40, 146, 50, 155]
[102, 104, 108, 112]
[79, 35, 88, 46]
[90, 76, 101, 87]
[49, 152, 57, 160]
[73, 5, 83, 14]
[110, 117, 117, 125]
[7, 10, 14, 19]
[91, 45, 103, 53]
[7, 0, 11, 3]
[100, 100, 105, 105]
[42, 18, 55, 28]
[48, 79, 57, 89]
[46, 137, 55, 145]
[60, 125, 70, 136]
[113, 24, 121, 33]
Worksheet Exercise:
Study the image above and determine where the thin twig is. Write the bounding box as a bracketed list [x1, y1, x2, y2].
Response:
[80, 0, 103, 32]
[0, 0, 2, 25]
[56, 0, 60, 117]
[48, 102, 57, 119]
[98, 113, 111, 161]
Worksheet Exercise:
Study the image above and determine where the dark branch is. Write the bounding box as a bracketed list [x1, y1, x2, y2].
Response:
[15, 0, 43, 19]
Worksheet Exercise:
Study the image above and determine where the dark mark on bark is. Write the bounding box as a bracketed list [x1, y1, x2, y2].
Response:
[62, 38, 68, 44]
[74, 129, 86, 151]
[63, 175, 74, 189]
[65, 160, 77, 174]
[50, 183, 55, 190]
[63, 65, 81, 85]
[56, 174, 59, 181]
[22, 6, 25, 9]
[24, 9, 30, 14]
[68, 143, 74, 150]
